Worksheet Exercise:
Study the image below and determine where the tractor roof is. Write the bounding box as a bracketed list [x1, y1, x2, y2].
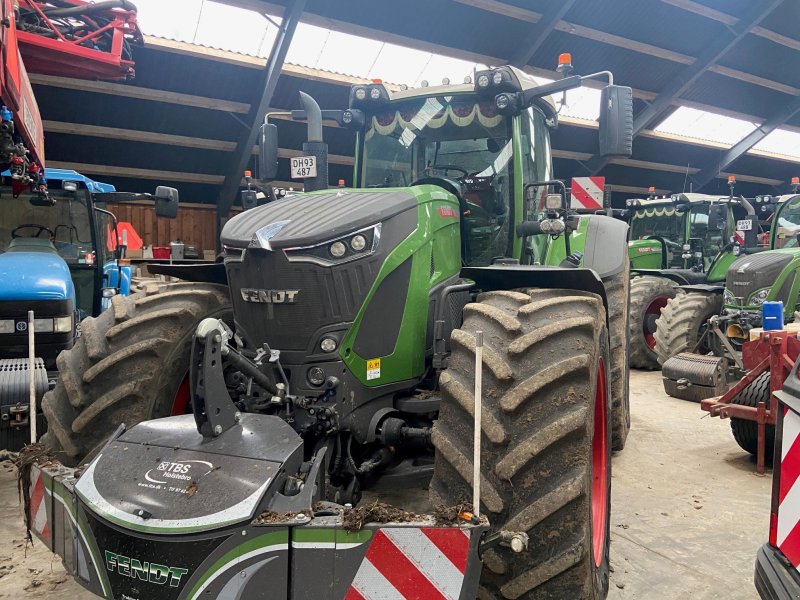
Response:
[628, 193, 729, 208]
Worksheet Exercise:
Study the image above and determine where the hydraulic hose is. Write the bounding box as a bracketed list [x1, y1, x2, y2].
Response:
[40, 0, 137, 18]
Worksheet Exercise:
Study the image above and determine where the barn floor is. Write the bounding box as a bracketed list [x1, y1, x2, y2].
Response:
[0, 369, 769, 599]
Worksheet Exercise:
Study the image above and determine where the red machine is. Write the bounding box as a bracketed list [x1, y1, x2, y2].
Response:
[15, 1, 142, 81]
[701, 331, 800, 474]
[0, 0, 45, 194]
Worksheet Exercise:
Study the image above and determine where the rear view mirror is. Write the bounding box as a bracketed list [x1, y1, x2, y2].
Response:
[259, 123, 279, 180]
[241, 189, 258, 211]
[154, 186, 179, 219]
[599, 85, 633, 157]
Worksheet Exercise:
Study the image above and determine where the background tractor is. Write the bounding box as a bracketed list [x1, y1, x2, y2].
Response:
[0, 168, 179, 450]
[34, 61, 633, 599]
[626, 191, 765, 369]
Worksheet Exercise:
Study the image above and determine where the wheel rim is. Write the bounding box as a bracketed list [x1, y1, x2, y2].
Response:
[643, 296, 669, 349]
[592, 358, 609, 567]
[171, 373, 191, 416]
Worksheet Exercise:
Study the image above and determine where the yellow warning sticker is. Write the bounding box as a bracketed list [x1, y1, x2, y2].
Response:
[366, 358, 381, 381]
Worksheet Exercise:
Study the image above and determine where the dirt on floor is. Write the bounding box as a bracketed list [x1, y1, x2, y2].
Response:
[0, 369, 770, 599]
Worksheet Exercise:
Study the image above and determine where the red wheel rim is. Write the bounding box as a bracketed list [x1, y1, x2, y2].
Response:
[643, 296, 669, 349]
[171, 373, 191, 416]
[592, 358, 609, 567]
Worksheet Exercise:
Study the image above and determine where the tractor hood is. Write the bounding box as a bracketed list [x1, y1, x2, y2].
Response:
[0, 239, 74, 301]
[221, 188, 422, 250]
[726, 250, 794, 304]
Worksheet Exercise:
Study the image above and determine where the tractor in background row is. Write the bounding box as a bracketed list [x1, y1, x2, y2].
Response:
[626, 188, 773, 369]
[0, 168, 179, 450]
[32, 58, 632, 599]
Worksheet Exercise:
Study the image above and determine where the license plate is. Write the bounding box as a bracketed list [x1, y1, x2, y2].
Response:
[737, 219, 753, 231]
[290, 156, 317, 179]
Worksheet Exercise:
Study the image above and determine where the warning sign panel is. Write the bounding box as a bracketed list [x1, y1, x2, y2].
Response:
[367, 358, 381, 381]
[571, 177, 605, 210]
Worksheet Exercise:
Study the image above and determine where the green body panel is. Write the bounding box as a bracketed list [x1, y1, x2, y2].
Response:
[724, 248, 800, 317]
[541, 217, 591, 266]
[628, 239, 663, 269]
[340, 185, 462, 387]
[706, 251, 736, 283]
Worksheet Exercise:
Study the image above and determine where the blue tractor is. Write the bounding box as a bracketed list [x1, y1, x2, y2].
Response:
[0, 168, 178, 449]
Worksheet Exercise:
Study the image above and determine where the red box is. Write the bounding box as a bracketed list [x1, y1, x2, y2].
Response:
[152, 246, 171, 259]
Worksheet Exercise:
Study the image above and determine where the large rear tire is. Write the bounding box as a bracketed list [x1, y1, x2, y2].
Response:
[431, 290, 611, 599]
[731, 372, 775, 458]
[628, 276, 677, 370]
[41, 282, 232, 466]
[653, 292, 722, 366]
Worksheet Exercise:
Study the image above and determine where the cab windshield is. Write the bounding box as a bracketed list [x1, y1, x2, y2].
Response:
[363, 96, 513, 265]
[0, 188, 95, 264]
[775, 196, 800, 249]
[629, 204, 684, 243]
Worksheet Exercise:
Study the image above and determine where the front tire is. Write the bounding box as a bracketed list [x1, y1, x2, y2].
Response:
[628, 276, 677, 370]
[41, 282, 232, 466]
[430, 289, 611, 599]
[653, 292, 722, 366]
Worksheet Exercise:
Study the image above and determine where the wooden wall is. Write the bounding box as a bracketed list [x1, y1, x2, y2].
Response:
[110, 202, 235, 254]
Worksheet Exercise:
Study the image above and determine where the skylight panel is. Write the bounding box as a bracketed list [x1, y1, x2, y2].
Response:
[753, 128, 800, 160]
[655, 107, 759, 145]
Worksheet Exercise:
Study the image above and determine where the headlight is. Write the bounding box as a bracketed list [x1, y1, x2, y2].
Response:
[545, 194, 562, 210]
[351, 234, 367, 251]
[354, 87, 367, 101]
[330, 241, 347, 258]
[0, 320, 14, 334]
[320, 337, 337, 353]
[749, 287, 771, 306]
[33, 318, 54, 333]
[477, 74, 490, 88]
[492, 70, 504, 85]
[54, 315, 73, 333]
[723, 289, 736, 305]
[370, 87, 381, 100]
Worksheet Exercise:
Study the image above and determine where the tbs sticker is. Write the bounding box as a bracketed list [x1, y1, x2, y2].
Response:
[367, 358, 381, 381]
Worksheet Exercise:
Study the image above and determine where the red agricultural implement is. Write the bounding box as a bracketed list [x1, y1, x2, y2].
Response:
[701, 330, 800, 474]
[15, 0, 142, 81]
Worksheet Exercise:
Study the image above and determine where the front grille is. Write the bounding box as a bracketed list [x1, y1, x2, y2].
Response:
[726, 253, 792, 302]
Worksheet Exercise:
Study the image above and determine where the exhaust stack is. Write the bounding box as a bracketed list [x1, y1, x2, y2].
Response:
[299, 91, 329, 192]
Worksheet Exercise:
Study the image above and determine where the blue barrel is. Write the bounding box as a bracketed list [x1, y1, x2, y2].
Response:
[763, 301, 784, 331]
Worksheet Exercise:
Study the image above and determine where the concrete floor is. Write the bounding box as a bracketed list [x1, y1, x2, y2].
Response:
[0, 369, 770, 599]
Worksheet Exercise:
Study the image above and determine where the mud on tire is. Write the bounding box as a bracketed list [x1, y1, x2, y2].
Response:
[41, 282, 232, 466]
[430, 289, 611, 599]
[604, 266, 630, 451]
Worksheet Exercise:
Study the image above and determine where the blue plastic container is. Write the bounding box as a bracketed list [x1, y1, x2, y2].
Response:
[762, 301, 785, 331]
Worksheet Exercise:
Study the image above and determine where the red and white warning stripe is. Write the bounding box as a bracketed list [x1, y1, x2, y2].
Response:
[29, 465, 50, 540]
[570, 177, 605, 210]
[777, 407, 800, 567]
[345, 528, 470, 600]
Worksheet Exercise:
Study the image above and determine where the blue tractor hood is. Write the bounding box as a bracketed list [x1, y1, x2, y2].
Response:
[0, 238, 75, 301]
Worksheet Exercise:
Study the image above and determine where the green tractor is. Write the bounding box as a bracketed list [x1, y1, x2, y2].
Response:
[35, 63, 633, 599]
[659, 192, 800, 401]
[626, 192, 762, 369]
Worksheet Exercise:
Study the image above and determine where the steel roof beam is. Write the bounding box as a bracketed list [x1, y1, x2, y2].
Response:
[691, 93, 800, 189]
[509, 0, 578, 68]
[217, 0, 306, 219]
[581, 0, 784, 175]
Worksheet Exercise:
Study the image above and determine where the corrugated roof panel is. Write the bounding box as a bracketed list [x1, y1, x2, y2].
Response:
[563, 0, 726, 58]
[759, 1, 800, 42]
[719, 35, 800, 90]
[680, 71, 792, 120]
[530, 30, 686, 92]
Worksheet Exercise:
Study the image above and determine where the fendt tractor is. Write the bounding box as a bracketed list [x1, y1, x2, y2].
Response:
[27, 59, 633, 599]
[0, 168, 178, 450]
[626, 190, 767, 369]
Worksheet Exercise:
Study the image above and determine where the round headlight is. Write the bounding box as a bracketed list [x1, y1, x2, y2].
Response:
[351, 234, 367, 251]
[370, 87, 381, 100]
[320, 337, 338, 353]
[308, 367, 326, 386]
[330, 241, 347, 258]
[354, 87, 367, 101]
[496, 94, 510, 110]
[477, 74, 490, 88]
[342, 110, 353, 124]
[492, 70, 504, 85]
[751, 288, 771, 305]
